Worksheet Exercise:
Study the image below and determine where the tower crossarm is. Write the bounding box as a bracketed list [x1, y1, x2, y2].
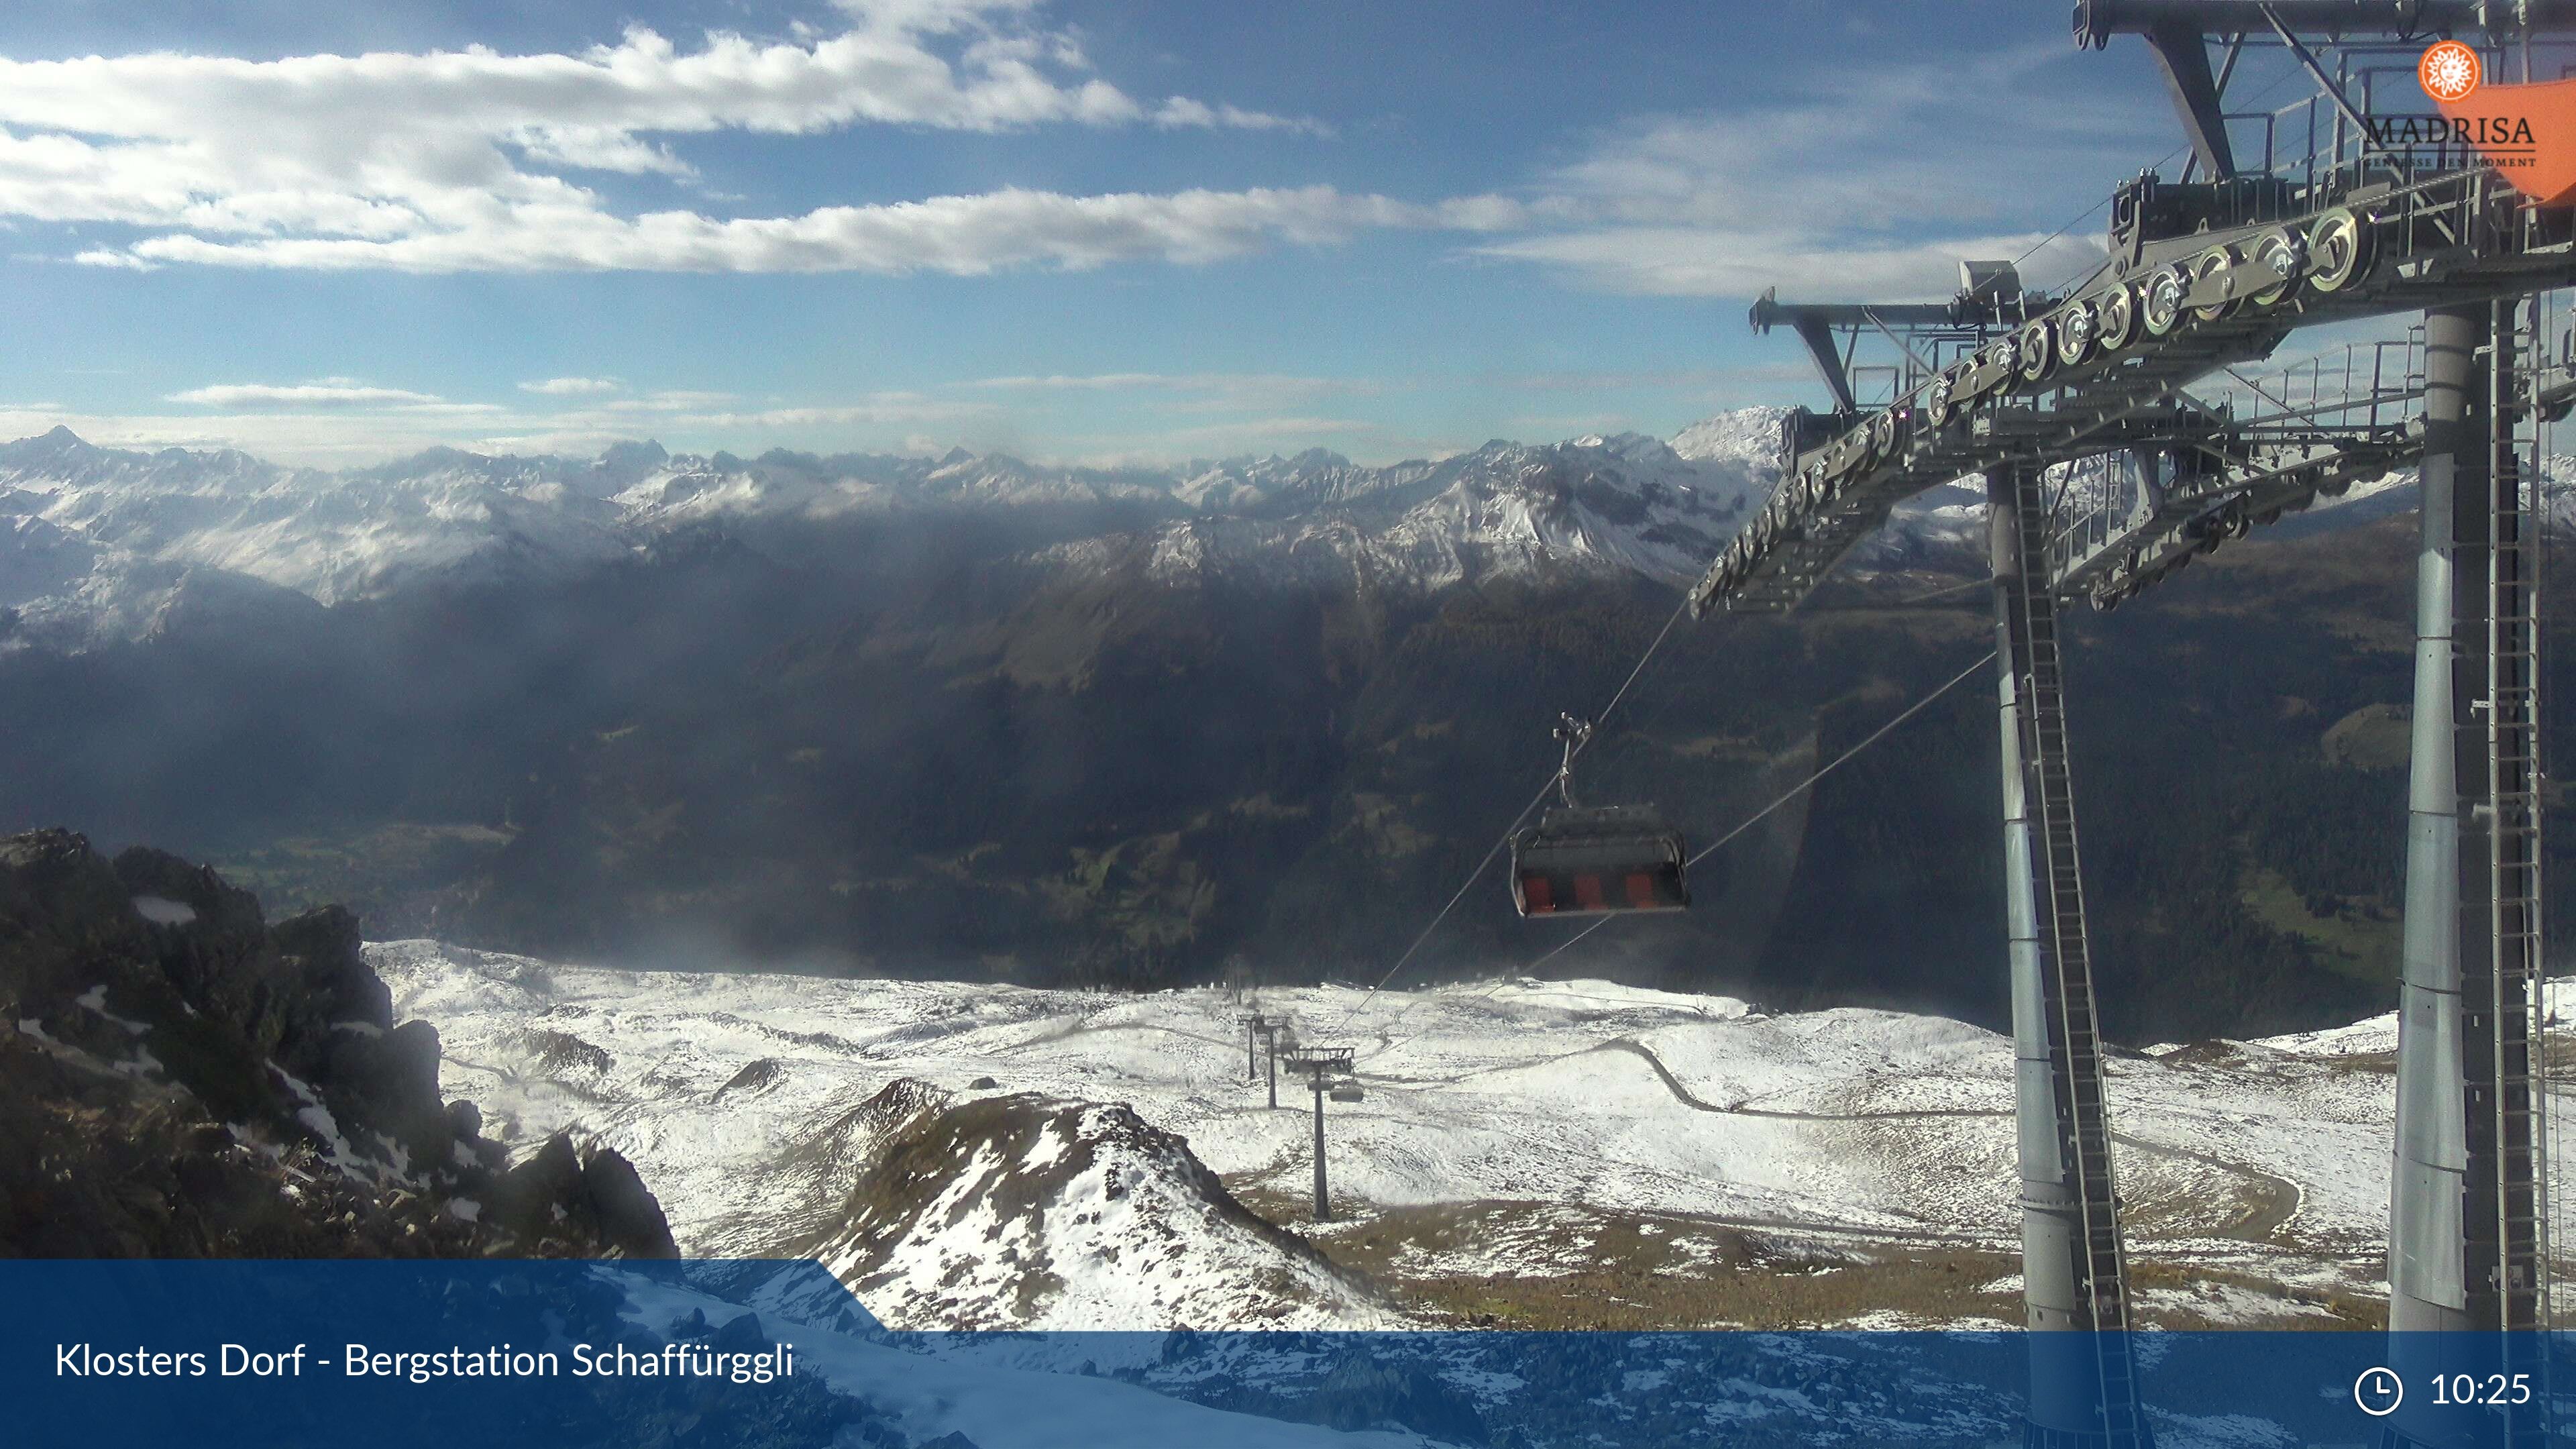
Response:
[1695, 168, 2576, 616]
[1279, 1045, 1355, 1078]
[2053, 425, 2418, 608]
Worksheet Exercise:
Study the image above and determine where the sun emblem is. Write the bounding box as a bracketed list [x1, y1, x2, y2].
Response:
[2421, 40, 2481, 103]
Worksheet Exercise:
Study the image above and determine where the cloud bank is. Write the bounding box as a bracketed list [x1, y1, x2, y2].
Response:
[0, 1, 1426, 276]
[519, 377, 622, 396]
[0, 7, 2129, 299]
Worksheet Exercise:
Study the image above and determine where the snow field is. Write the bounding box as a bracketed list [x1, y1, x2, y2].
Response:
[375, 941, 2576, 1329]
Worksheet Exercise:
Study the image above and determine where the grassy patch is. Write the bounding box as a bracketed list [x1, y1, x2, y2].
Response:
[211, 821, 517, 918]
[1226, 1185, 2386, 1332]
[2319, 702, 2411, 771]
[2237, 863, 2398, 984]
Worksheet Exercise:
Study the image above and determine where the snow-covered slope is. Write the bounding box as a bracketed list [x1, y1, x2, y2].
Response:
[374, 941, 2554, 1332]
[806, 1083, 1389, 1330]
[374, 942, 1388, 1331]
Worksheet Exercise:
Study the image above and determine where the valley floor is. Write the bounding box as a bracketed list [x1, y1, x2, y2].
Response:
[375, 942, 2566, 1332]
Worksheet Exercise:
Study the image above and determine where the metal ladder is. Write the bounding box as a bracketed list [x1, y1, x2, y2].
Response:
[2482, 300, 2549, 1446]
[2000, 466, 2152, 1449]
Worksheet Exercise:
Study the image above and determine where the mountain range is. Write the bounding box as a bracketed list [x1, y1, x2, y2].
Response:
[0, 416, 1801, 652]
[0, 411, 2554, 1046]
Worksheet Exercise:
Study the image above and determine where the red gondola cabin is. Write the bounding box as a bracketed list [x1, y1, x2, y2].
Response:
[1509, 804, 1690, 918]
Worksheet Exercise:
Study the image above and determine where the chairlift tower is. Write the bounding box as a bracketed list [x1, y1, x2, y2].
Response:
[1281, 1045, 1360, 1222]
[1244, 1014, 1289, 1108]
[1690, 7, 2575, 1446]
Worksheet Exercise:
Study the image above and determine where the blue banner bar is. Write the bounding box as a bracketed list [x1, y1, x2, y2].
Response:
[5, 1260, 2567, 1447]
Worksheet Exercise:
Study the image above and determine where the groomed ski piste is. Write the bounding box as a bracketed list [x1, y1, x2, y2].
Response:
[374, 940, 2576, 1345]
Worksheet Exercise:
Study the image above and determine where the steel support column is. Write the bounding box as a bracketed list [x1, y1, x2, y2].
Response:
[1310, 1085, 1330, 1223]
[2387, 301, 2548, 1449]
[1992, 464, 2149, 1449]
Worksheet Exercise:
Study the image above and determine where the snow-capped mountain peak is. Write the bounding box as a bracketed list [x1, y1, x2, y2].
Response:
[0, 408, 1813, 649]
[1668, 407, 1790, 470]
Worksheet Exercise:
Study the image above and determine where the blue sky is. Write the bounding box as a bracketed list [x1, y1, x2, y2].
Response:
[0, 1, 2197, 467]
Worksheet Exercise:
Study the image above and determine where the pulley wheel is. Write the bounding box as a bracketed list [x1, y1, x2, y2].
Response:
[2054, 298, 2097, 368]
[2249, 227, 2305, 308]
[2017, 321, 2056, 382]
[2095, 283, 2138, 350]
[2191, 246, 2240, 323]
[2139, 264, 2188, 337]
[2306, 208, 2371, 293]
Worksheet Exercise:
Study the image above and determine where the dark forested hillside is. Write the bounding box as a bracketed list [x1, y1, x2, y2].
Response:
[0, 506, 2551, 1044]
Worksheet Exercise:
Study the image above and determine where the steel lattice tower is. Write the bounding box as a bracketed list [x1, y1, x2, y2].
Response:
[1687, 7, 2576, 1444]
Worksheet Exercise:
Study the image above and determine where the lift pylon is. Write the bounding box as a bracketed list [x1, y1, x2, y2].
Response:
[1280, 1045, 1359, 1222]
[2386, 300, 2551, 1449]
[1681, 7, 2576, 1444]
[1992, 464, 2151, 1449]
[1250, 1016, 1287, 1108]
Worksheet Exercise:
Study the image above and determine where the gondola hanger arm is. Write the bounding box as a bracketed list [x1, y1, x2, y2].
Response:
[1552, 713, 1593, 808]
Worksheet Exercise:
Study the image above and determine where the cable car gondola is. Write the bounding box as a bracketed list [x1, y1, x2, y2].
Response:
[1509, 715, 1690, 918]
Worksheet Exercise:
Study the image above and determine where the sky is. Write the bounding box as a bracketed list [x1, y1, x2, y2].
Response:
[0, 1, 2204, 468]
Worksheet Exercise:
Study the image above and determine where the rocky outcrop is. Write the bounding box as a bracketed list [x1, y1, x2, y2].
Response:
[486, 1132, 678, 1260]
[0, 827, 671, 1258]
[802, 1083, 1387, 1330]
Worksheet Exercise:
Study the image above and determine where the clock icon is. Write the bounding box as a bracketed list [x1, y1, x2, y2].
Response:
[2356, 1366, 2405, 1417]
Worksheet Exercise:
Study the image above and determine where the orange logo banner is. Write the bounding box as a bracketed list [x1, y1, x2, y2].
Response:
[2434, 78, 2576, 207]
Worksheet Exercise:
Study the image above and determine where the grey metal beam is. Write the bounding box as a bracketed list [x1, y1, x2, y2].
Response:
[1792, 316, 1860, 415]
[2076, 0, 2576, 46]
[1750, 297, 1970, 330]
[2261, 7, 2410, 172]
[2144, 22, 2237, 178]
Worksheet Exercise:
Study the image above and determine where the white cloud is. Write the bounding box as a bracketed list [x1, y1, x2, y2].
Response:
[11, 378, 1008, 465]
[81, 185, 1515, 275]
[681, 397, 1002, 429]
[1163, 415, 1382, 441]
[970, 370, 1383, 400]
[973, 371, 1173, 390]
[0, 406, 532, 465]
[166, 382, 444, 408]
[519, 376, 622, 395]
[393, 400, 508, 416]
[0, 6, 1359, 276]
[602, 390, 740, 411]
[1477, 226, 2106, 303]
[1150, 97, 1330, 136]
[1473, 48, 2144, 301]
